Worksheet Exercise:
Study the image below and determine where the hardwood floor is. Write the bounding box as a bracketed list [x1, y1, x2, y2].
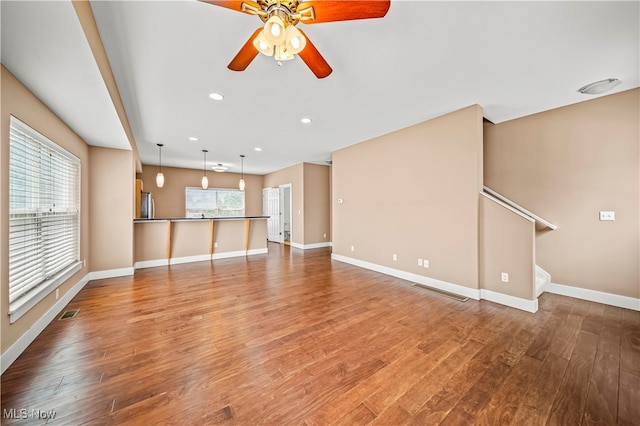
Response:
[2, 243, 639, 425]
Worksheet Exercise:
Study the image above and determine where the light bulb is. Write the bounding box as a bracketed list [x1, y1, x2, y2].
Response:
[285, 25, 306, 54]
[253, 29, 273, 56]
[201, 175, 208, 190]
[264, 16, 286, 45]
[156, 172, 164, 188]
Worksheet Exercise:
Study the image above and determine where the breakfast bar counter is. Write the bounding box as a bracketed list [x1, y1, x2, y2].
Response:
[133, 216, 269, 269]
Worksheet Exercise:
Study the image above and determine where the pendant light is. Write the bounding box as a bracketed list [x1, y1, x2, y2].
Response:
[201, 149, 209, 189]
[239, 154, 246, 191]
[156, 143, 165, 188]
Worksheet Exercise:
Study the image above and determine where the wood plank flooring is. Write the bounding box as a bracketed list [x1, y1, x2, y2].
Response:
[2, 243, 639, 425]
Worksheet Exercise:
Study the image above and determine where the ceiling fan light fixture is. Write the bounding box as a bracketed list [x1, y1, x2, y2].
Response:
[578, 78, 621, 95]
[264, 15, 286, 45]
[253, 29, 274, 56]
[274, 44, 294, 61]
[285, 25, 306, 54]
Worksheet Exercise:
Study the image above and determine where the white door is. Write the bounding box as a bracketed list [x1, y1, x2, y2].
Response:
[265, 188, 281, 242]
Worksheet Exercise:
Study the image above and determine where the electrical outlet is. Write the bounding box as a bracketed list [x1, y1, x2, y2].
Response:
[214, 242, 218, 248]
[351, 245, 355, 252]
[599, 211, 615, 221]
[424, 260, 429, 268]
[83, 259, 86, 267]
[55, 288, 59, 300]
[501, 272, 509, 282]
[323, 233, 327, 238]
[418, 258, 423, 266]
[393, 253, 397, 261]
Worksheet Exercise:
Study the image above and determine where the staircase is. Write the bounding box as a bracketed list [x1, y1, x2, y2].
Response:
[535, 265, 551, 297]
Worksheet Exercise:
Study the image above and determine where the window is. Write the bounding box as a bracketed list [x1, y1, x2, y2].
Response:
[9, 116, 81, 322]
[185, 187, 245, 218]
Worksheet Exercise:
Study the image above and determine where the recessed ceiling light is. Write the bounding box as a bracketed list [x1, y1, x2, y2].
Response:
[188, 137, 198, 142]
[254, 147, 262, 152]
[209, 92, 224, 101]
[577, 78, 621, 95]
[301, 117, 312, 124]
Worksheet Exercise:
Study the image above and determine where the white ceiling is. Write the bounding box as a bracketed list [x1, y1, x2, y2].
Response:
[2, 1, 638, 176]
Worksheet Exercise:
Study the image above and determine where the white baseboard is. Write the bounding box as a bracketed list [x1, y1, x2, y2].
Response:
[547, 282, 640, 311]
[331, 253, 481, 301]
[134, 259, 170, 269]
[1, 273, 90, 375]
[213, 248, 268, 259]
[170, 254, 211, 265]
[331, 254, 541, 313]
[89, 267, 134, 280]
[134, 248, 269, 269]
[480, 289, 538, 313]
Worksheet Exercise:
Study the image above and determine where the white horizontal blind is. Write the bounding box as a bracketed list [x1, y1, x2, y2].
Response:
[9, 117, 80, 304]
[185, 187, 245, 218]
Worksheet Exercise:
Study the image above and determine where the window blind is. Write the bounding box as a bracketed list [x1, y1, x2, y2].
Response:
[9, 116, 80, 305]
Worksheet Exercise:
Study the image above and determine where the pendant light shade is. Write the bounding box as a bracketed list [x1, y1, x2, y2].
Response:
[156, 143, 164, 188]
[201, 149, 209, 190]
[239, 154, 246, 191]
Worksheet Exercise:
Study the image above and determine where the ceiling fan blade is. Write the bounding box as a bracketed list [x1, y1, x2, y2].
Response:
[297, 29, 332, 79]
[199, 0, 261, 15]
[228, 28, 262, 71]
[297, 0, 390, 23]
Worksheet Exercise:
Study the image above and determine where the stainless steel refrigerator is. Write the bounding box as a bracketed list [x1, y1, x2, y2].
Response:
[140, 192, 154, 219]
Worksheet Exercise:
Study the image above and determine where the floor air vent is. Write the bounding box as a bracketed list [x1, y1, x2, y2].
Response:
[58, 309, 80, 320]
[412, 283, 469, 302]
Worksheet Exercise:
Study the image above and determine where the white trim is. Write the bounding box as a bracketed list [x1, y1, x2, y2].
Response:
[213, 248, 268, 259]
[169, 254, 212, 266]
[480, 192, 535, 223]
[331, 253, 481, 301]
[134, 248, 269, 269]
[9, 261, 83, 323]
[480, 289, 538, 313]
[89, 267, 134, 280]
[134, 259, 170, 270]
[1, 272, 90, 374]
[483, 186, 557, 230]
[331, 254, 542, 313]
[547, 282, 640, 311]
[288, 242, 332, 250]
[304, 242, 332, 250]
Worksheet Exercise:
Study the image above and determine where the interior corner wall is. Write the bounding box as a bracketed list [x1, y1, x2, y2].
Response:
[89, 146, 134, 273]
[332, 105, 484, 289]
[484, 89, 640, 299]
[303, 163, 331, 246]
[1, 65, 91, 354]
[263, 163, 304, 246]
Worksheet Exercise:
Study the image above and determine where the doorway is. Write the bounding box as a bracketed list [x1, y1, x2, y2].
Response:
[263, 184, 292, 244]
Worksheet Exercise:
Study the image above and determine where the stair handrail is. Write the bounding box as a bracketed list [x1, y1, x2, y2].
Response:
[483, 186, 557, 230]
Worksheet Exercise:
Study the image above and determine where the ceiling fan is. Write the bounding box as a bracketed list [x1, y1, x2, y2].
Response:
[200, 0, 391, 78]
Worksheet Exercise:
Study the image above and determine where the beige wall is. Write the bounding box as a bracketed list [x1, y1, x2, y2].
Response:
[303, 163, 331, 246]
[262, 162, 331, 247]
[138, 165, 264, 218]
[479, 195, 535, 300]
[89, 146, 134, 272]
[484, 89, 639, 299]
[263, 163, 305, 246]
[332, 105, 484, 289]
[1, 66, 91, 353]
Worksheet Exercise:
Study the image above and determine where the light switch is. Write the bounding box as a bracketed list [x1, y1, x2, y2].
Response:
[599, 211, 615, 221]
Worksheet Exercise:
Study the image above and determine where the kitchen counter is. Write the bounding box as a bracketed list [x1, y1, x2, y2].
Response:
[133, 216, 269, 269]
